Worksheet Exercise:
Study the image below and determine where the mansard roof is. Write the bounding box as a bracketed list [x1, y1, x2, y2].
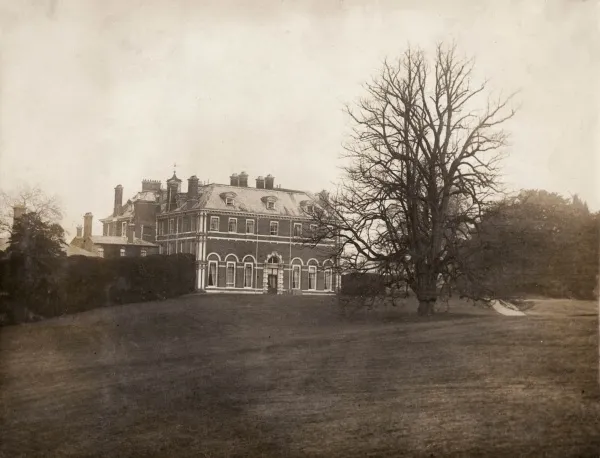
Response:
[160, 183, 318, 217]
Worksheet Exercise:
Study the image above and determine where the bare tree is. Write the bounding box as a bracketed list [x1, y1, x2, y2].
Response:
[308, 44, 517, 316]
[0, 185, 63, 235]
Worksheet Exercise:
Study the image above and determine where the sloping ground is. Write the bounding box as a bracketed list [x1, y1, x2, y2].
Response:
[0, 295, 598, 457]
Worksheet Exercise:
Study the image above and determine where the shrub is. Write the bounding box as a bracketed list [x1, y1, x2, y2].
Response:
[0, 254, 196, 322]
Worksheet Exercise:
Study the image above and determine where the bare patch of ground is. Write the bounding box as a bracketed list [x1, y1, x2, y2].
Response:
[1, 295, 598, 457]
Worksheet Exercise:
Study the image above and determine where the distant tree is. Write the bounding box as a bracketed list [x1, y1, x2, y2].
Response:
[306, 44, 517, 315]
[5, 212, 66, 302]
[467, 190, 598, 299]
[0, 185, 63, 235]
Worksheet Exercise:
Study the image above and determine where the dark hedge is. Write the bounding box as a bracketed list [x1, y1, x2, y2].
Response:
[0, 253, 196, 322]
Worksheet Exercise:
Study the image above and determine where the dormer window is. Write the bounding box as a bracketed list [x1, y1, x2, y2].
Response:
[262, 195, 278, 211]
[300, 200, 315, 215]
[220, 191, 237, 207]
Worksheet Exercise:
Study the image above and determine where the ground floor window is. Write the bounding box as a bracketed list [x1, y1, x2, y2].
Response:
[324, 268, 332, 290]
[141, 249, 147, 257]
[120, 247, 126, 257]
[207, 261, 217, 286]
[308, 266, 317, 290]
[244, 263, 253, 288]
[292, 265, 301, 289]
[226, 262, 236, 288]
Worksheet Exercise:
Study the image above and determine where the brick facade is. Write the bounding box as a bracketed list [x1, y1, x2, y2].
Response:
[155, 174, 339, 295]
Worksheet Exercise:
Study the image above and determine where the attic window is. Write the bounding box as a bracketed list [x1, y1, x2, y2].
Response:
[307, 205, 314, 213]
[220, 191, 237, 206]
[262, 195, 278, 210]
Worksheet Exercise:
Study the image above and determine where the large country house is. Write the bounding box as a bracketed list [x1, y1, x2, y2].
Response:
[155, 172, 339, 295]
[83, 171, 339, 294]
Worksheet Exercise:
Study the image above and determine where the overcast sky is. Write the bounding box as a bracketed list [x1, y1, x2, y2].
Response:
[0, 0, 597, 235]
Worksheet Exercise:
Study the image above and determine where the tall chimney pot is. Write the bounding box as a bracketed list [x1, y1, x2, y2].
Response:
[76, 226, 83, 238]
[188, 175, 199, 201]
[265, 174, 275, 190]
[13, 205, 26, 226]
[230, 173, 239, 187]
[256, 176, 265, 189]
[83, 212, 93, 239]
[239, 171, 248, 187]
[113, 185, 123, 217]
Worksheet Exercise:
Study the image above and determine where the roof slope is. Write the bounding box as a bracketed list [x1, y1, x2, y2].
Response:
[63, 244, 100, 257]
[177, 184, 316, 217]
[90, 236, 157, 247]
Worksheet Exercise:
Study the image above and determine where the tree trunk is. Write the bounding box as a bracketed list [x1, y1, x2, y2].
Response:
[417, 299, 435, 316]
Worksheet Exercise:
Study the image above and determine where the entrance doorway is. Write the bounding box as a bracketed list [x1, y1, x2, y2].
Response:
[266, 256, 279, 294]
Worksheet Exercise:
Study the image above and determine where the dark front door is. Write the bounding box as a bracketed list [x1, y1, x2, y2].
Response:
[267, 268, 278, 294]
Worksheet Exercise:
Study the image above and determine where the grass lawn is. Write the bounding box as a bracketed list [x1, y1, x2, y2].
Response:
[1, 295, 598, 457]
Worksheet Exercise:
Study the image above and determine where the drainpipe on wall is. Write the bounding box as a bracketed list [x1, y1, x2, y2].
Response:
[255, 216, 259, 290]
[289, 219, 292, 292]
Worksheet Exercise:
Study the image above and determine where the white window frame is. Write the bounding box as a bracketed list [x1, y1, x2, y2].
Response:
[207, 261, 218, 287]
[226, 197, 234, 206]
[141, 249, 147, 257]
[169, 219, 174, 234]
[228, 217, 237, 233]
[324, 268, 332, 291]
[210, 216, 219, 232]
[177, 217, 183, 233]
[267, 201, 275, 210]
[119, 247, 126, 257]
[246, 219, 255, 234]
[97, 247, 104, 258]
[293, 223, 302, 237]
[121, 222, 127, 236]
[292, 264, 301, 290]
[308, 265, 317, 290]
[243, 262, 253, 288]
[226, 261, 236, 288]
[307, 204, 314, 213]
[270, 221, 279, 236]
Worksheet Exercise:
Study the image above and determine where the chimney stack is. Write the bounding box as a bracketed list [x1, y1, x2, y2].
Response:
[83, 213, 93, 239]
[256, 176, 265, 189]
[13, 205, 26, 226]
[230, 173, 239, 186]
[188, 175, 199, 201]
[265, 174, 275, 190]
[239, 171, 248, 187]
[127, 223, 135, 244]
[76, 226, 83, 238]
[141, 179, 161, 192]
[113, 185, 123, 217]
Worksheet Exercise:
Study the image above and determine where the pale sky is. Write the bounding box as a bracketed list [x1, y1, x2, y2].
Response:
[0, 0, 597, 236]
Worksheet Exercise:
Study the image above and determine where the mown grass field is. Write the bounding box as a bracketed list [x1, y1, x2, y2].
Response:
[1, 295, 598, 457]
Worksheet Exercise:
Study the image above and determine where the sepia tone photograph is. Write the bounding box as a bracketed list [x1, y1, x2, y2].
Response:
[0, 0, 598, 456]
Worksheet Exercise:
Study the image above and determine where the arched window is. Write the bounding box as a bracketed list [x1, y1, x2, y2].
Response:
[244, 263, 253, 288]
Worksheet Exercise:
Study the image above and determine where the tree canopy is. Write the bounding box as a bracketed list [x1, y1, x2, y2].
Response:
[309, 44, 517, 315]
[466, 190, 598, 300]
